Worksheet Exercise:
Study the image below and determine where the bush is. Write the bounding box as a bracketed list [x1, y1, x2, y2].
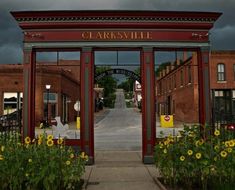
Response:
[0, 133, 88, 190]
[154, 125, 235, 190]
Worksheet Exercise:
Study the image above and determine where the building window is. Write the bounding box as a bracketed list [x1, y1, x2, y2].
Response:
[217, 63, 225, 81]
[3, 92, 23, 115]
[180, 70, 184, 86]
[214, 90, 224, 97]
[188, 66, 192, 83]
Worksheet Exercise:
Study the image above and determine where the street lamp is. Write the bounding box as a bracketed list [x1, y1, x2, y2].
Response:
[45, 84, 51, 127]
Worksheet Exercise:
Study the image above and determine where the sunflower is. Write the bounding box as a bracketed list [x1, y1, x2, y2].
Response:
[214, 145, 219, 151]
[84, 155, 89, 161]
[57, 138, 63, 145]
[47, 139, 54, 147]
[180, 156, 185, 161]
[187, 150, 193, 156]
[70, 153, 75, 159]
[1, 146, 5, 152]
[225, 141, 230, 147]
[214, 130, 220, 136]
[220, 151, 227, 158]
[196, 153, 202, 159]
[38, 139, 42, 145]
[0, 155, 3, 160]
[229, 140, 234, 147]
[47, 135, 53, 140]
[66, 160, 71, 165]
[198, 139, 204, 145]
[24, 137, 31, 144]
[163, 149, 167, 154]
[227, 148, 232, 153]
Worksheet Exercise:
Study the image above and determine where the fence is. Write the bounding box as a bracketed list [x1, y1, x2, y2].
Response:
[0, 109, 22, 142]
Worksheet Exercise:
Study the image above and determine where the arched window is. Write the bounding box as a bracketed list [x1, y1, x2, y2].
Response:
[217, 63, 225, 81]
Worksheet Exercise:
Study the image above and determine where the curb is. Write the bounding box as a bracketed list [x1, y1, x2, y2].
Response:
[153, 177, 168, 190]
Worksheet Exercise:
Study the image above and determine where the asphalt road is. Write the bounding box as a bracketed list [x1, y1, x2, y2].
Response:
[95, 89, 142, 151]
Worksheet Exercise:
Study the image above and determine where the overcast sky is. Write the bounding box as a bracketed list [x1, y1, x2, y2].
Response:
[0, 0, 234, 64]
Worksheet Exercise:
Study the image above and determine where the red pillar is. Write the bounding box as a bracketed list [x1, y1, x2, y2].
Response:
[141, 47, 156, 164]
[198, 47, 211, 126]
[23, 48, 36, 139]
[80, 47, 94, 164]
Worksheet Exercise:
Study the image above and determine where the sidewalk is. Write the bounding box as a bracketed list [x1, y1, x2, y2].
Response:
[82, 151, 162, 190]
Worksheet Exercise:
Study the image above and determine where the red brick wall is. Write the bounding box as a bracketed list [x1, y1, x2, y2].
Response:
[156, 54, 199, 123]
[210, 51, 235, 89]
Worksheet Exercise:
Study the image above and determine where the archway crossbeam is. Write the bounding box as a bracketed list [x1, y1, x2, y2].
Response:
[94, 68, 141, 83]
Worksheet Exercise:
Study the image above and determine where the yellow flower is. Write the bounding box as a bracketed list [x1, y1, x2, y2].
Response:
[84, 155, 89, 161]
[24, 137, 31, 144]
[195, 140, 200, 147]
[163, 149, 167, 154]
[38, 139, 42, 145]
[0, 155, 3, 160]
[164, 141, 169, 145]
[38, 134, 44, 139]
[25, 173, 29, 177]
[180, 156, 185, 161]
[57, 138, 63, 145]
[66, 160, 71, 165]
[188, 132, 195, 137]
[159, 144, 163, 149]
[32, 139, 35, 143]
[81, 152, 86, 159]
[214, 130, 220, 136]
[225, 141, 230, 147]
[47, 135, 53, 140]
[70, 153, 75, 159]
[196, 153, 202, 159]
[229, 140, 234, 147]
[227, 148, 232, 153]
[28, 159, 32, 163]
[220, 151, 227, 158]
[1, 146, 5, 152]
[214, 145, 219, 151]
[199, 139, 204, 145]
[187, 150, 193, 156]
[47, 139, 54, 147]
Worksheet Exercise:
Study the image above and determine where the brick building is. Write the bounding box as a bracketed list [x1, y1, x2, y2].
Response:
[0, 62, 80, 126]
[210, 51, 235, 123]
[156, 53, 199, 123]
[156, 51, 235, 124]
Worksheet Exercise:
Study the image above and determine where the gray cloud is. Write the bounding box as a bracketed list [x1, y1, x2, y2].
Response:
[0, 0, 234, 63]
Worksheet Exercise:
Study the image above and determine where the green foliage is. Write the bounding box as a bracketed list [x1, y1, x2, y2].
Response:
[154, 125, 235, 190]
[104, 93, 116, 108]
[0, 133, 87, 190]
[117, 67, 140, 92]
[95, 66, 117, 98]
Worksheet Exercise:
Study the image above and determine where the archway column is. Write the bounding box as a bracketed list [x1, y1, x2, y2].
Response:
[198, 47, 211, 126]
[23, 47, 36, 139]
[141, 47, 156, 164]
[80, 47, 94, 165]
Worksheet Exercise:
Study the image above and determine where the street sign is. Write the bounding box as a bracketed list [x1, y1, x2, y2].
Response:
[160, 115, 174, 128]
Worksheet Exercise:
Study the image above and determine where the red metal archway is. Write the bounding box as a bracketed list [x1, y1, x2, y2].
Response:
[11, 10, 221, 164]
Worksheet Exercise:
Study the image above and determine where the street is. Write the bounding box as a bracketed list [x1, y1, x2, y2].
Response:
[95, 89, 142, 151]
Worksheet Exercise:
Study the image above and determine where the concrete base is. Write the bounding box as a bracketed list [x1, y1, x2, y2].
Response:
[143, 155, 154, 164]
[86, 156, 94, 165]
